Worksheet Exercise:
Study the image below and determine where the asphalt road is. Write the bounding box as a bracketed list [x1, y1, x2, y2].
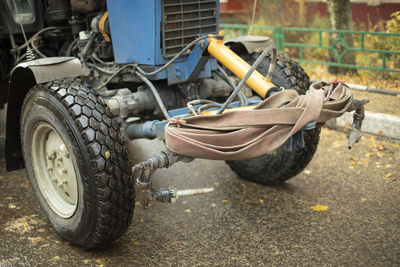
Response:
[0, 128, 399, 266]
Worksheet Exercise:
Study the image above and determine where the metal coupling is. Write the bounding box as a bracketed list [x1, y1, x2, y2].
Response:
[347, 99, 369, 149]
[133, 150, 193, 205]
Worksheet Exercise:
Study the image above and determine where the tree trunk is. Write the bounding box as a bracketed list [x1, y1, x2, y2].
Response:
[326, 0, 357, 74]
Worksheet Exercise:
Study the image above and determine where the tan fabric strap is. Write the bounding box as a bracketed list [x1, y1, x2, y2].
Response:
[165, 81, 354, 160]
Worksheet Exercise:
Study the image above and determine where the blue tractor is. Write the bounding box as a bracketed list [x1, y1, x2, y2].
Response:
[0, 0, 365, 248]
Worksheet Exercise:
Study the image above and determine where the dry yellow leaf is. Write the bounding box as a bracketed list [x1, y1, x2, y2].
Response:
[386, 172, 392, 178]
[351, 161, 356, 165]
[184, 209, 191, 213]
[258, 199, 264, 204]
[38, 228, 46, 233]
[221, 200, 229, 203]
[182, 201, 187, 204]
[50, 256, 60, 262]
[361, 198, 367, 202]
[365, 153, 373, 157]
[30, 237, 45, 243]
[95, 259, 103, 263]
[310, 205, 328, 211]
[132, 241, 140, 245]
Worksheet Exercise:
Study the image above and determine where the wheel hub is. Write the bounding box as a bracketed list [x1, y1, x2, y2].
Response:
[31, 123, 78, 218]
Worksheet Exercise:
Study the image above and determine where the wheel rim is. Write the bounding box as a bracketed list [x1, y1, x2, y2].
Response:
[31, 122, 78, 218]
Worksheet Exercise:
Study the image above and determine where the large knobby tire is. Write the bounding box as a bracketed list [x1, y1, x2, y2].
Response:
[226, 52, 321, 185]
[21, 79, 134, 248]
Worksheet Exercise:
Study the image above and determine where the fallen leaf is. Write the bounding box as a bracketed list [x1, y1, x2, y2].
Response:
[37, 228, 46, 233]
[221, 200, 229, 203]
[258, 199, 264, 204]
[95, 259, 103, 263]
[304, 170, 311, 175]
[213, 182, 220, 186]
[50, 256, 60, 262]
[182, 201, 187, 204]
[29, 237, 45, 244]
[41, 243, 49, 248]
[211, 203, 216, 207]
[184, 209, 191, 213]
[365, 153, 373, 157]
[8, 204, 16, 209]
[132, 241, 140, 245]
[361, 198, 367, 202]
[386, 172, 392, 178]
[310, 205, 328, 211]
[377, 144, 385, 151]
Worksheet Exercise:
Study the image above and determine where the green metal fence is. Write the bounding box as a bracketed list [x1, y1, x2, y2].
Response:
[220, 24, 400, 73]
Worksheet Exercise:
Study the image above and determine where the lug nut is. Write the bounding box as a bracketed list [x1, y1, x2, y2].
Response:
[47, 152, 56, 160]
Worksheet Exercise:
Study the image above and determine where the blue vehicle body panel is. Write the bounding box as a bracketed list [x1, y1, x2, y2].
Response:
[106, 0, 219, 84]
[107, 0, 157, 65]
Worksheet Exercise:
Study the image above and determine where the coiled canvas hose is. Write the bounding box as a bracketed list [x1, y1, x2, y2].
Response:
[165, 81, 357, 161]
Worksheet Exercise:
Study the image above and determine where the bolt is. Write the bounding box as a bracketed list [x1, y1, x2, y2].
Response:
[47, 152, 56, 160]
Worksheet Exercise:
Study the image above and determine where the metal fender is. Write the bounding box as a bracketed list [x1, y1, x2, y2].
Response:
[224, 35, 275, 55]
[5, 57, 84, 171]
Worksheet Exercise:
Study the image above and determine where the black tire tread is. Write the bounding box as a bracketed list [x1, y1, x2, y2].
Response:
[25, 78, 134, 248]
[226, 52, 321, 185]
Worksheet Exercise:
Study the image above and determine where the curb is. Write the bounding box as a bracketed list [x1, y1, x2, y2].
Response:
[325, 111, 400, 140]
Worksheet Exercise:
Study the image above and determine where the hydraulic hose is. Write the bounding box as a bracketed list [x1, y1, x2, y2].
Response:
[216, 45, 277, 114]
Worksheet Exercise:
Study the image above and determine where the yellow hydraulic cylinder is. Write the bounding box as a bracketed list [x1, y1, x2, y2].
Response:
[207, 34, 277, 98]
